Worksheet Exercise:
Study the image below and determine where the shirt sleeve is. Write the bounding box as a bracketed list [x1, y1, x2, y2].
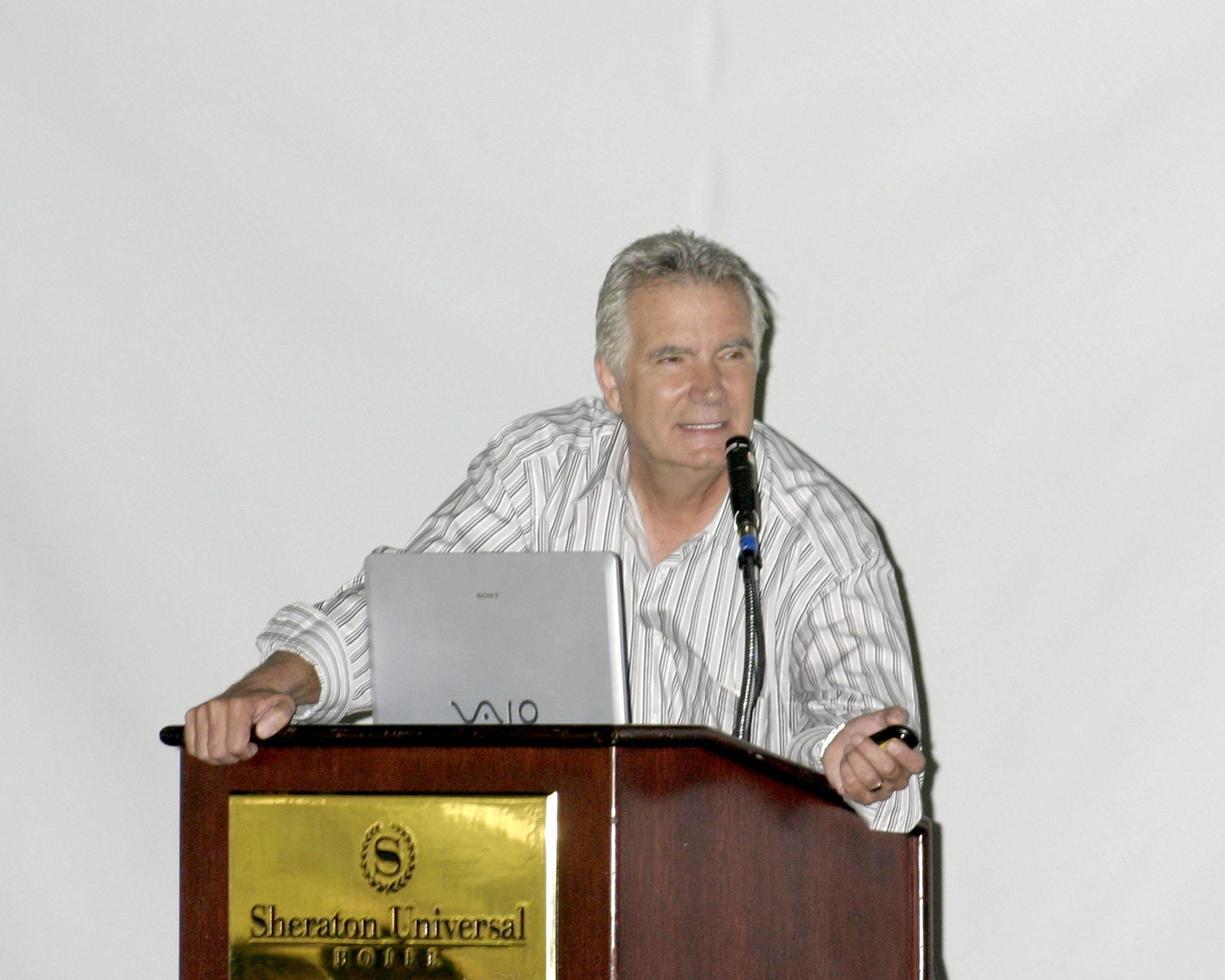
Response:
[785, 549, 925, 833]
[255, 431, 535, 722]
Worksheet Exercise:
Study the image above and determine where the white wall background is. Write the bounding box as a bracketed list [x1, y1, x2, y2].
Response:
[3, 2, 1222, 976]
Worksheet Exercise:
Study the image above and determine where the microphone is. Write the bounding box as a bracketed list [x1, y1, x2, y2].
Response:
[726, 434, 765, 740]
[725, 436, 760, 560]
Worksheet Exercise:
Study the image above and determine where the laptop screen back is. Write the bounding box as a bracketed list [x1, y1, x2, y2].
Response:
[364, 551, 629, 725]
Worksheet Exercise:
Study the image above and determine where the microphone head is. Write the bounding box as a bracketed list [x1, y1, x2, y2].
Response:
[724, 436, 759, 536]
[725, 435, 752, 458]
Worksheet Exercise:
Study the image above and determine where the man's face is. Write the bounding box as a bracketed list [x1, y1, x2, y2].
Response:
[596, 279, 757, 486]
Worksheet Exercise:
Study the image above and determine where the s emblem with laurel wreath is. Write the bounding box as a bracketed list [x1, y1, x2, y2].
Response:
[360, 821, 416, 894]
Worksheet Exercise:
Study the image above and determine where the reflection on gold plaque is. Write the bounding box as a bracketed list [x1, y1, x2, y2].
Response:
[229, 795, 556, 979]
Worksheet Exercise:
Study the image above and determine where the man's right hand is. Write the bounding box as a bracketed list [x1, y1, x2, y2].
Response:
[183, 650, 320, 764]
[184, 689, 297, 764]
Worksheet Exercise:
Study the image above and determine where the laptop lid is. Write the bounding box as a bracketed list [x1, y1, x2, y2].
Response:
[364, 551, 629, 725]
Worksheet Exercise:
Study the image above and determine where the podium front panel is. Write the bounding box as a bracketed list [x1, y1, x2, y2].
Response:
[177, 736, 614, 980]
[613, 741, 925, 980]
[167, 725, 928, 979]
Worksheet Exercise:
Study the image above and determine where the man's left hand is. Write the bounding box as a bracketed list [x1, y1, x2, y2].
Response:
[822, 706, 925, 806]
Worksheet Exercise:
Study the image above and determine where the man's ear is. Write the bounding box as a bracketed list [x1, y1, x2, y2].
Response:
[594, 355, 623, 414]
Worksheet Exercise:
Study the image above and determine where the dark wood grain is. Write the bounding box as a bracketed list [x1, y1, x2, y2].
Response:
[614, 742, 924, 979]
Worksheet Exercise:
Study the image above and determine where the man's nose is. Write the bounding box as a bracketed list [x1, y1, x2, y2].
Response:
[690, 362, 725, 402]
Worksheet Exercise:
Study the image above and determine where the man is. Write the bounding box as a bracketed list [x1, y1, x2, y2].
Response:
[186, 230, 925, 832]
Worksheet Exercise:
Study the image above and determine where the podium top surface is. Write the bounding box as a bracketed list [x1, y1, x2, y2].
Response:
[160, 723, 847, 804]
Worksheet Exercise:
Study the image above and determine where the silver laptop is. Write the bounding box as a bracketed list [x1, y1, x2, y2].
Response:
[364, 551, 630, 725]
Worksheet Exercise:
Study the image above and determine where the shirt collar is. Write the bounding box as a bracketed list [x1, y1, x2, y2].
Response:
[575, 414, 630, 502]
[575, 416, 771, 518]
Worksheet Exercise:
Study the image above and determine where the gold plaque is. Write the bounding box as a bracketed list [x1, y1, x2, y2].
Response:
[229, 794, 556, 979]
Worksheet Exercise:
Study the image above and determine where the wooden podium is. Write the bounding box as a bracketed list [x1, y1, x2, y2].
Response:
[162, 725, 930, 979]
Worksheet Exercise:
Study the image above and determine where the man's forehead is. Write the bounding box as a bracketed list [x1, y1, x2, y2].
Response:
[626, 278, 751, 331]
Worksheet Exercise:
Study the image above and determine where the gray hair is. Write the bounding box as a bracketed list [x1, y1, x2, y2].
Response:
[595, 229, 773, 376]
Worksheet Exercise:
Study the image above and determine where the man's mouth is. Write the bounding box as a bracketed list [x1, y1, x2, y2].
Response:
[679, 421, 725, 430]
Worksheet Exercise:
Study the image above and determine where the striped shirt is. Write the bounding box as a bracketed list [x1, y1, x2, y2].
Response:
[257, 397, 922, 831]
